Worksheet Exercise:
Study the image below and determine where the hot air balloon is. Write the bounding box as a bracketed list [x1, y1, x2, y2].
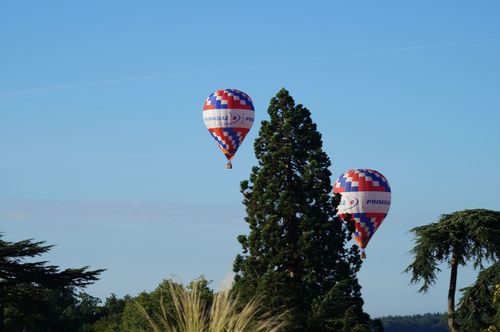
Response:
[203, 89, 255, 169]
[333, 169, 391, 259]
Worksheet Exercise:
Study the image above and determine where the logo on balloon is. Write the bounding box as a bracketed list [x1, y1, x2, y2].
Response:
[340, 197, 359, 210]
[229, 112, 241, 124]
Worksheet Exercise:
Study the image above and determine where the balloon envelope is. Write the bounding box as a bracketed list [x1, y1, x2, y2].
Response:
[333, 169, 391, 250]
[203, 89, 255, 162]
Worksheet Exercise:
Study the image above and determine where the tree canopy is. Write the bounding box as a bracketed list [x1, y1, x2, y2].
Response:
[0, 234, 104, 332]
[405, 209, 500, 331]
[233, 88, 372, 332]
[455, 261, 500, 331]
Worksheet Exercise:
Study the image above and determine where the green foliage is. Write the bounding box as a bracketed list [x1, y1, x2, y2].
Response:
[92, 294, 129, 332]
[4, 288, 102, 332]
[485, 282, 500, 331]
[117, 277, 213, 332]
[233, 88, 371, 331]
[405, 209, 500, 331]
[0, 234, 103, 332]
[135, 281, 286, 332]
[379, 313, 447, 332]
[405, 209, 500, 293]
[456, 262, 500, 331]
[93, 276, 287, 332]
[0, 235, 103, 290]
[121, 280, 181, 331]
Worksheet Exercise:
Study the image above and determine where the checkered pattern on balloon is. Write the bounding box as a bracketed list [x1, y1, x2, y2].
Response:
[203, 89, 255, 164]
[333, 169, 391, 252]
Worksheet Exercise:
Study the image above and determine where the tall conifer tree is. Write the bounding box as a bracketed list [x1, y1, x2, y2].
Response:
[233, 89, 372, 332]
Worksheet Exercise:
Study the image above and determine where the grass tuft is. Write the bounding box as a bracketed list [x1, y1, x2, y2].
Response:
[135, 282, 286, 332]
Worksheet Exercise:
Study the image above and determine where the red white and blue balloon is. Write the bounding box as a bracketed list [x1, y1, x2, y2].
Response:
[203, 89, 255, 168]
[333, 169, 391, 256]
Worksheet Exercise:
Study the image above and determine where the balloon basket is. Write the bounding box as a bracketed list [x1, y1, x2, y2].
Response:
[361, 250, 366, 259]
[226, 161, 232, 169]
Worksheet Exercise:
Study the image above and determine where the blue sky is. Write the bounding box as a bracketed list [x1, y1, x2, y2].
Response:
[1, 1, 499, 316]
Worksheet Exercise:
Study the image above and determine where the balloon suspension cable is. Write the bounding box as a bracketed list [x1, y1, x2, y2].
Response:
[361, 249, 366, 259]
[226, 160, 232, 169]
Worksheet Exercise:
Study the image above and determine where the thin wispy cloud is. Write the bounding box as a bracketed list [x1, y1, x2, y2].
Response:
[0, 37, 496, 99]
[0, 198, 243, 230]
[0, 74, 168, 98]
[341, 37, 499, 57]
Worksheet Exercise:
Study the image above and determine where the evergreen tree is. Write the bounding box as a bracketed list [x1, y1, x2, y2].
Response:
[405, 209, 500, 332]
[0, 234, 103, 332]
[233, 88, 372, 332]
[455, 261, 499, 331]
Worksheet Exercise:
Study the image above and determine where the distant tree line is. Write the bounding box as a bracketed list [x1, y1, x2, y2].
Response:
[379, 313, 448, 332]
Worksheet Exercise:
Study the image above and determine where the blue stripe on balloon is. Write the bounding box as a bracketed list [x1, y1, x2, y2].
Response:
[223, 128, 241, 150]
[365, 169, 391, 192]
[210, 131, 228, 149]
[353, 213, 375, 236]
